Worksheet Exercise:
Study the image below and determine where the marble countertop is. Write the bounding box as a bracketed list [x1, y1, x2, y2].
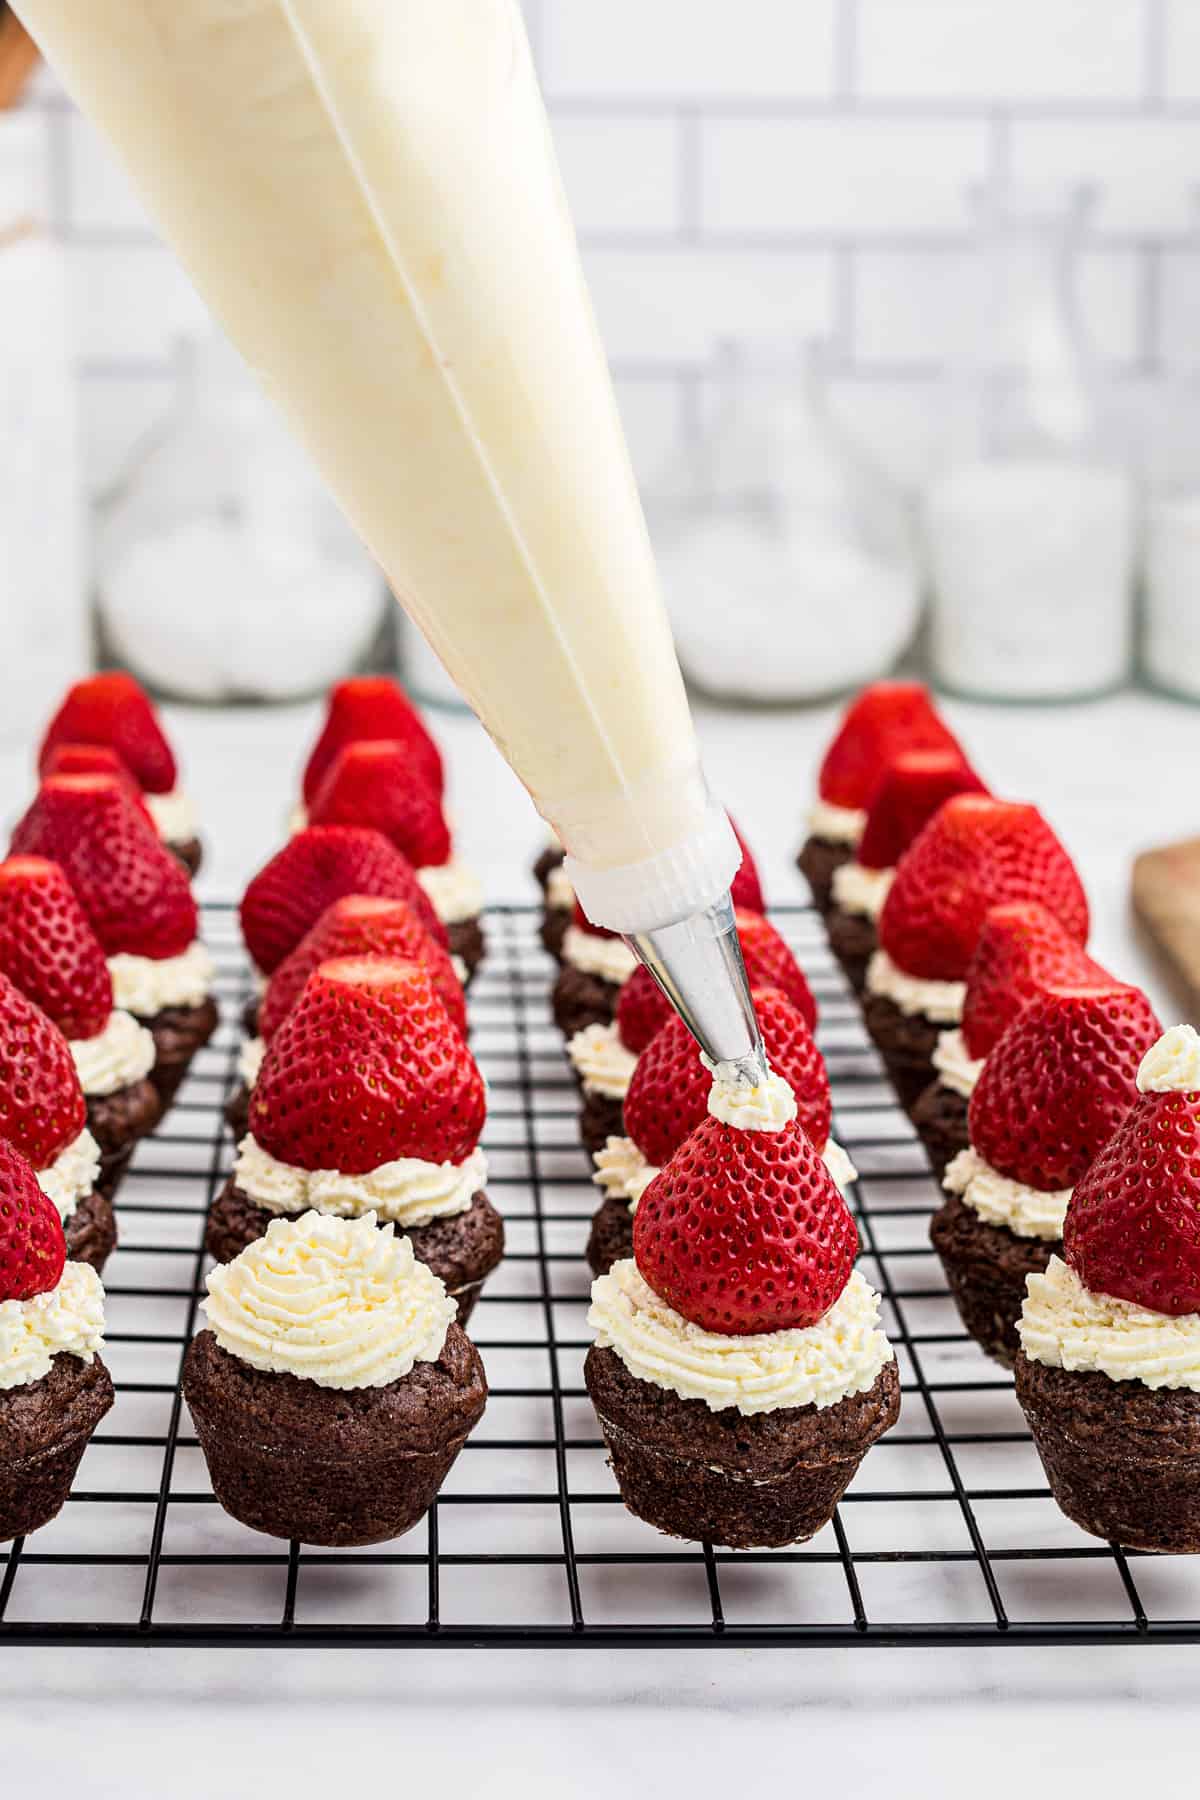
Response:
[2, 685, 1197, 1793]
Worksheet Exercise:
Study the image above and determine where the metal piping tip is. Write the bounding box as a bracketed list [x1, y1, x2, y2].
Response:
[628, 891, 767, 1080]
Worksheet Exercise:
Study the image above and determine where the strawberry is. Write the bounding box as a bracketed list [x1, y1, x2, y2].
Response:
[260, 894, 466, 1041]
[249, 957, 485, 1174]
[309, 740, 452, 870]
[856, 749, 986, 872]
[633, 1113, 859, 1333]
[878, 795, 1089, 981]
[729, 818, 766, 914]
[961, 901, 1111, 1061]
[240, 826, 447, 974]
[0, 971, 87, 1171]
[1064, 1080, 1200, 1317]
[38, 672, 176, 794]
[11, 775, 198, 960]
[301, 676, 444, 807]
[624, 986, 832, 1169]
[42, 742, 139, 795]
[0, 1139, 67, 1302]
[0, 856, 113, 1040]
[818, 681, 963, 811]
[616, 909, 817, 1056]
[968, 983, 1161, 1193]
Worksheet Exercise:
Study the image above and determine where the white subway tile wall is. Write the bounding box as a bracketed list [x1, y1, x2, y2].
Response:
[24, 0, 1199, 497]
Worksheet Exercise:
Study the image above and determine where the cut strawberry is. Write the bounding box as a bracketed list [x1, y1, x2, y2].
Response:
[878, 795, 1089, 981]
[301, 676, 444, 807]
[856, 749, 986, 872]
[615, 908, 817, 1056]
[634, 1112, 859, 1333]
[11, 775, 198, 960]
[38, 672, 177, 794]
[729, 818, 766, 914]
[240, 826, 447, 974]
[1065, 1079, 1200, 1317]
[260, 894, 466, 1040]
[0, 1139, 67, 1302]
[309, 740, 452, 869]
[249, 957, 485, 1174]
[961, 901, 1112, 1061]
[968, 983, 1161, 1192]
[0, 856, 114, 1040]
[623, 986, 832, 1169]
[818, 682, 963, 811]
[0, 970, 87, 1171]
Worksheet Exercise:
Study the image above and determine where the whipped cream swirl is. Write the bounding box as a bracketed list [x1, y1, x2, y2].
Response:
[0, 1262, 106, 1391]
[109, 940, 215, 1015]
[546, 865, 575, 912]
[1138, 1025, 1200, 1095]
[1020, 1255, 1200, 1391]
[866, 950, 965, 1023]
[808, 798, 867, 846]
[203, 1211, 457, 1391]
[944, 1146, 1069, 1241]
[238, 1035, 266, 1087]
[831, 860, 894, 921]
[416, 859, 484, 925]
[562, 924, 637, 986]
[235, 1135, 487, 1230]
[568, 1022, 638, 1100]
[590, 1260, 892, 1415]
[37, 1129, 102, 1223]
[70, 1009, 156, 1097]
[932, 1028, 986, 1100]
[707, 1066, 797, 1132]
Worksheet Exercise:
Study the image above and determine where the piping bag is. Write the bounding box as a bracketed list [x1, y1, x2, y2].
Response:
[15, 0, 767, 1087]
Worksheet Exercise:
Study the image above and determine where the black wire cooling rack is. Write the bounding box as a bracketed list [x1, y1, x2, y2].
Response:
[1, 900, 1196, 1649]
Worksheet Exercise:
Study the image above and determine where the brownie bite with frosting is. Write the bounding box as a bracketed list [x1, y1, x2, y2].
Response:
[185, 1210, 487, 1546]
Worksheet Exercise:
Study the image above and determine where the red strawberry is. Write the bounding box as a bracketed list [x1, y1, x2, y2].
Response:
[818, 681, 963, 811]
[0, 1139, 67, 1302]
[43, 742, 138, 794]
[729, 819, 766, 914]
[11, 775, 198, 960]
[302, 676, 444, 807]
[624, 986, 832, 1169]
[878, 795, 1089, 981]
[634, 1113, 859, 1333]
[249, 957, 485, 1174]
[309, 740, 452, 870]
[961, 901, 1112, 1060]
[856, 749, 987, 872]
[260, 894, 466, 1041]
[38, 672, 176, 794]
[240, 826, 447, 974]
[0, 856, 114, 1040]
[1065, 1074, 1200, 1316]
[0, 971, 87, 1171]
[616, 908, 817, 1056]
[968, 983, 1162, 1192]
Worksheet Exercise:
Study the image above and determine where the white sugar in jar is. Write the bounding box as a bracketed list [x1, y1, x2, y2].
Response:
[924, 459, 1135, 700]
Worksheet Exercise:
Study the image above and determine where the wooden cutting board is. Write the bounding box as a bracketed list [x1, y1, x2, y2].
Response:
[1132, 838, 1200, 1015]
[0, 10, 39, 111]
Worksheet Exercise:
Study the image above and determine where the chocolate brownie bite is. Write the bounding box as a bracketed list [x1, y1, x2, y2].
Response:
[585, 1193, 634, 1278]
[825, 906, 878, 997]
[551, 906, 638, 1038]
[1014, 1026, 1200, 1553]
[167, 836, 203, 877]
[142, 995, 221, 1106]
[796, 833, 855, 917]
[931, 985, 1160, 1365]
[862, 981, 952, 1113]
[567, 1020, 637, 1159]
[0, 1157, 113, 1545]
[910, 1078, 971, 1183]
[184, 1213, 487, 1546]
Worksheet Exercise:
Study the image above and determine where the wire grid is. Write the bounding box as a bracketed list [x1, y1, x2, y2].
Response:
[0, 899, 1195, 1649]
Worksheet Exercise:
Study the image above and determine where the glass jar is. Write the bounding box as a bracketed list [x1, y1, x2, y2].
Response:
[651, 338, 920, 704]
[95, 333, 384, 702]
[923, 186, 1135, 702]
[1142, 211, 1200, 702]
